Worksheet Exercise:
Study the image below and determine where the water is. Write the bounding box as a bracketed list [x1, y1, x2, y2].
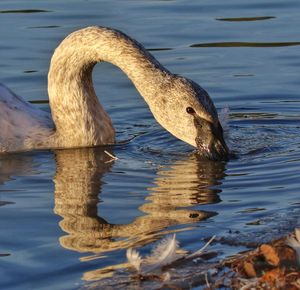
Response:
[0, 0, 300, 289]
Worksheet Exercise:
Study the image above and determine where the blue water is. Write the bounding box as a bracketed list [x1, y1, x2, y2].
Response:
[0, 0, 300, 289]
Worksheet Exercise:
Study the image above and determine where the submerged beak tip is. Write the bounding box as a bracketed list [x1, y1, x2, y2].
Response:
[194, 118, 229, 161]
[196, 137, 229, 161]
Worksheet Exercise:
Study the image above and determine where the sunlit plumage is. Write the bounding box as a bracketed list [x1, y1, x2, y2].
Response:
[0, 26, 228, 159]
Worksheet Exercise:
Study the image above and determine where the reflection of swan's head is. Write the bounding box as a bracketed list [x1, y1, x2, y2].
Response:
[53, 149, 224, 256]
[151, 75, 229, 160]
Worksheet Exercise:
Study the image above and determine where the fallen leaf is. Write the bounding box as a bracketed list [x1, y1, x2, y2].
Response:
[260, 244, 279, 266]
[243, 261, 256, 278]
[260, 268, 284, 285]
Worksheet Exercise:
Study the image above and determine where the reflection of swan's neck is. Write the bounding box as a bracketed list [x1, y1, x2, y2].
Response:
[48, 26, 171, 148]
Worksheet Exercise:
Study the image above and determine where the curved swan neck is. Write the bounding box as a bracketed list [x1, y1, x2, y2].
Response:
[48, 26, 172, 148]
[95, 28, 172, 97]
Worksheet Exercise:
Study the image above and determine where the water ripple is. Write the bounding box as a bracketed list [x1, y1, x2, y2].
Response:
[0, 9, 51, 14]
[216, 16, 276, 22]
[190, 41, 300, 48]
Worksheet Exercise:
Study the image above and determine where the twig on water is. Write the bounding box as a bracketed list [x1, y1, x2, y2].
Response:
[104, 150, 118, 163]
[205, 272, 210, 289]
[186, 235, 216, 259]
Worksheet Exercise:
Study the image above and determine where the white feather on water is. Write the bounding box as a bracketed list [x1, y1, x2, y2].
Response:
[126, 248, 142, 272]
[126, 234, 215, 275]
[143, 234, 182, 273]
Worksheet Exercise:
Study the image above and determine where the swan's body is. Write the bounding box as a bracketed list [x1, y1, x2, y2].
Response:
[0, 26, 228, 160]
[0, 84, 53, 151]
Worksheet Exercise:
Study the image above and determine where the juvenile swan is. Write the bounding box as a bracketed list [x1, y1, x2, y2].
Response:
[0, 26, 228, 160]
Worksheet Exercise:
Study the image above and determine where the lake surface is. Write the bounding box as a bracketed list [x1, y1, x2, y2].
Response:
[0, 0, 300, 289]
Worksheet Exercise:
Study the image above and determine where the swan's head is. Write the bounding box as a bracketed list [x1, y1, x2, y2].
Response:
[150, 76, 229, 161]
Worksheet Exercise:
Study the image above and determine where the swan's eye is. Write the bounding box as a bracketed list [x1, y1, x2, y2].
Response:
[186, 107, 195, 114]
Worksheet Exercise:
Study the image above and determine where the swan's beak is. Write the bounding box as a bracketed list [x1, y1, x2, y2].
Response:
[194, 118, 229, 161]
[206, 127, 229, 161]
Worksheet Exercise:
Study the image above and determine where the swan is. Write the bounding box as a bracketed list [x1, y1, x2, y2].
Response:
[0, 26, 228, 160]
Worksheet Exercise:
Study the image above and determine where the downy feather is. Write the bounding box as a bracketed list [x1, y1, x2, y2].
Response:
[126, 234, 215, 274]
[126, 248, 142, 272]
[143, 234, 182, 273]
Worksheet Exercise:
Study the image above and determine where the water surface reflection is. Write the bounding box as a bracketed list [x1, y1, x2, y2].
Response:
[52, 148, 226, 280]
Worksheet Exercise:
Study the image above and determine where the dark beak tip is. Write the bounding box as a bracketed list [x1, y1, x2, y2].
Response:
[195, 125, 230, 161]
[209, 140, 230, 161]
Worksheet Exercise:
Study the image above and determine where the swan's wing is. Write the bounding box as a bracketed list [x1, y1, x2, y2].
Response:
[0, 84, 54, 152]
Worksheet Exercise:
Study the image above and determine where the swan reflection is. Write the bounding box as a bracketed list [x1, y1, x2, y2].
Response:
[53, 148, 225, 260]
[0, 148, 226, 283]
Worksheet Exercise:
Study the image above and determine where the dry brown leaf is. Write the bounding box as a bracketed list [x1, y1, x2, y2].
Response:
[260, 268, 284, 284]
[260, 244, 280, 266]
[243, 261, 257, 278]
